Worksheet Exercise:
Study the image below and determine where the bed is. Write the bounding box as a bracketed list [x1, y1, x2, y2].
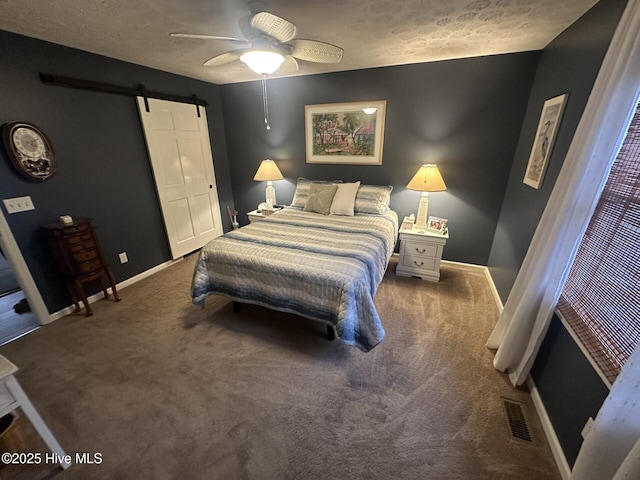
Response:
[191, 180, 398, 351]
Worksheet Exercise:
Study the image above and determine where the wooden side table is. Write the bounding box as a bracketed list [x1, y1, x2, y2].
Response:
[0, 355, 70, 469]
[396, 227, 449, 281]
[44, 217, 120, 316]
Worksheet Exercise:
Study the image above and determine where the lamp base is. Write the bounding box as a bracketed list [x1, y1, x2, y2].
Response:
[265, 181, 276, 208]
[415, 192, 429, 229]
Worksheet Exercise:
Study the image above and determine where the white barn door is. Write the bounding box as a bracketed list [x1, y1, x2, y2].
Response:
[137, 97, 223, 259]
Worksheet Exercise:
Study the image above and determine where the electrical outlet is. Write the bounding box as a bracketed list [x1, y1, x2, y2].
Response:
[581, 417, 595, 439]
[118, 252, 128, 264]
[3, 196, 35, 214]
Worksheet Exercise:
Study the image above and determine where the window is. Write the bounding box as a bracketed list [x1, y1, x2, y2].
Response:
[557, 98, 640, 385]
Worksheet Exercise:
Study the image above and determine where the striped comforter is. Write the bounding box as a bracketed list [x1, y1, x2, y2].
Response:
[191, 208, 398, 351]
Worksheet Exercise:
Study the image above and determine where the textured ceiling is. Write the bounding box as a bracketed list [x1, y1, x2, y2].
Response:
[0, 0, 599, 85]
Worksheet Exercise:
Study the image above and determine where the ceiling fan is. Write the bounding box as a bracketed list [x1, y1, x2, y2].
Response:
[171, 6, 343, 130]
[170, 7, 344, 76]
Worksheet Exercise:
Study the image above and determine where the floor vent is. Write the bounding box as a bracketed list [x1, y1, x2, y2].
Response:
[502, 398, 533, 443]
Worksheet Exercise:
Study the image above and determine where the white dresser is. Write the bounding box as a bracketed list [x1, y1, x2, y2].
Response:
[396, 227, 449, 281]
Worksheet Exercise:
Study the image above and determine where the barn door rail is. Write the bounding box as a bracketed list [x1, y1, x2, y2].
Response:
[39, 73, 207, 116]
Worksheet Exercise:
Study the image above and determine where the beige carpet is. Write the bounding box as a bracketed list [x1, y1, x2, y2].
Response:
[0, 254, 560, 480]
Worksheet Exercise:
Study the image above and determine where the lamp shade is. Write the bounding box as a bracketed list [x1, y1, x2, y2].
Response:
[240, 50, 285, 75]
[253, 159, 284, 181]
[406, 164, 447, 192]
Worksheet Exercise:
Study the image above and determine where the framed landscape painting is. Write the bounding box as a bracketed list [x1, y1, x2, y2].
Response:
[523, 93, 568, 189]
[305, 100, 387, 165]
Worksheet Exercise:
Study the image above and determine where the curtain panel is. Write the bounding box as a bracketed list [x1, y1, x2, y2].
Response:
[486, 0, 640, 387]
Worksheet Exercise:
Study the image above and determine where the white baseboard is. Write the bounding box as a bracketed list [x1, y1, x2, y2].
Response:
[483, 268, 504, 314]
[441, 260, 504, 313]
[441, 259, 486, 271]
[48, 257, 183, 322]
[527, 376, 572, 480]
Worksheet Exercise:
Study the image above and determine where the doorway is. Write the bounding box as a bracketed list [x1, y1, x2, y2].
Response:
[0, 251, 39, 344]
[0, 208, 49, 344]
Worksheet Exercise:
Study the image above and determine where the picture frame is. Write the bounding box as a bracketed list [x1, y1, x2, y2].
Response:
[427, 216, 448, 235]
[401, 215, 415, 231]
[523, 93, 568, 189]
[305, 100, 387, 165]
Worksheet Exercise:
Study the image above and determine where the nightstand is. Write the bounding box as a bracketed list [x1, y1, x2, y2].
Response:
[247, 208, 283, 223]
[247, 209, 265, 223]
[396, 227, 449, 281]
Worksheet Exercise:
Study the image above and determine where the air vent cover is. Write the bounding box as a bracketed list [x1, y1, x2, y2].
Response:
[502, 398, 533, 442]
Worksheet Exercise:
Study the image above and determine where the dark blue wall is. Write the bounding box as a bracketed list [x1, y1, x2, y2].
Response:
[220, 54, 539, 265]
[531, 315, 610, 468]
[487, 0, 629, 303]
[0, 31, 234, 313]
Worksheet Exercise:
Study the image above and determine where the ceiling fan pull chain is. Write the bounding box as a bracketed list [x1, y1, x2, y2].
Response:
[261, 74, 271, 130]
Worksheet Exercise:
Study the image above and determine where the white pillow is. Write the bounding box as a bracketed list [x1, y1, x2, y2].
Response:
[330, 181, 361, 216]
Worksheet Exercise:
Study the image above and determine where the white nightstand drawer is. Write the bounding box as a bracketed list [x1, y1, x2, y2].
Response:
[404, 241, 438, 259]
[401, 254, 436, 271]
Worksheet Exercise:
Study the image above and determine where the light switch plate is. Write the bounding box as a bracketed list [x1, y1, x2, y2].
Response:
[3, 196, 35, 214]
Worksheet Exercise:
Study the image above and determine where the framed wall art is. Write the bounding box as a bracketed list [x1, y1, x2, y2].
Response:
[305, 100, 387, 165]
[523, 93, 568, 189]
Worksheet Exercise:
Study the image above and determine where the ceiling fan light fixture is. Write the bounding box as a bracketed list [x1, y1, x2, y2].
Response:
[240, 50, 285, 75]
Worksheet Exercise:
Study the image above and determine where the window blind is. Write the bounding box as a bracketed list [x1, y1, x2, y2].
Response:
[557, 99, 640, 385]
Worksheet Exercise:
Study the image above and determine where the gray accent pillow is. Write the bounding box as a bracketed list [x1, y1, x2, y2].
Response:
[290, 178, 342, 209]
[304, 184, 338, 215]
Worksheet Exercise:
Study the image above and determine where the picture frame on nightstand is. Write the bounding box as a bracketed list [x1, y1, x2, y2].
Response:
[427, 216, 448, 235]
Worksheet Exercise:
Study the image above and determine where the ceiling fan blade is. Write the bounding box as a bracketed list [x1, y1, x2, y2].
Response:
[278, 55, 299, 74]
[238, 15, 255, 40]
[290, 39, 344, 63]
[250, 11, 296, 43]
[203, 50, 243, 67]
[170, 33, 247, 44]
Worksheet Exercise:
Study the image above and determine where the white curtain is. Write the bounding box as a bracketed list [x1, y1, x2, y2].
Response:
[570, 343, 640, 479]
[486, 0, 640, 386]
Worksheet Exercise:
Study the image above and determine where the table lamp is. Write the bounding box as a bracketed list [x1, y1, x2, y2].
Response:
[253, 159, 284, 208]
[406, 164, 447, 229]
